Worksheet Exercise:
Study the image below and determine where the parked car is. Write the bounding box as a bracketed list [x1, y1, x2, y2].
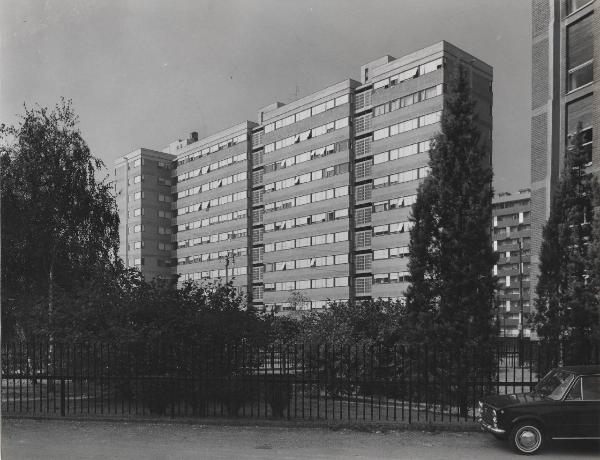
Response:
[477, 365, 600, 454]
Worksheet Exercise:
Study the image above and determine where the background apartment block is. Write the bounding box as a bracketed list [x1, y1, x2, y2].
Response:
[530, 0, 598, 300]
[172, 123, 255, 297]
[251, 81, 356, 312]
[114, 148, 175, 280]
[492, 190, 532, 338]
[114, 41, 493, 313]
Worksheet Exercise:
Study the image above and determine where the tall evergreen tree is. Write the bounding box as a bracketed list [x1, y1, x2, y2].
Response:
[404, 66, 497, 351]
[534, 124, 600, 362]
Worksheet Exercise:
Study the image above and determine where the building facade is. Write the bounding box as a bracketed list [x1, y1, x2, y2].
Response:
[530, 0, 598, 299]
[114, 41, 493, 313]
[492, 190, 532, 338]
[114, 148, 176, 280]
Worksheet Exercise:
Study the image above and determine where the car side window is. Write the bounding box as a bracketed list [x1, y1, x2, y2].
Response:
[565, 378, 582, 400]
[582, 376, 600, 401]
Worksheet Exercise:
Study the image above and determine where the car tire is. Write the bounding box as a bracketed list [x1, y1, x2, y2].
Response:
[509, 421, 544, 455]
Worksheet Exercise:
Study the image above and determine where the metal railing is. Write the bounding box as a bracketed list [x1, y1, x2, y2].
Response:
[2, 340, 597, 423]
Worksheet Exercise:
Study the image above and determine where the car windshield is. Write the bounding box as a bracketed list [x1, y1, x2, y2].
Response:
[535, 369, 576, 400]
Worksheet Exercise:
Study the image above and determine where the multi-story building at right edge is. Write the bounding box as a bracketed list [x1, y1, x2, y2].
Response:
[530, 0, 598, 302]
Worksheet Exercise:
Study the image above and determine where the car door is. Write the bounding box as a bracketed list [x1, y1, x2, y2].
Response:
[580, 375, 600, 437]
[559, 375, 600, 438]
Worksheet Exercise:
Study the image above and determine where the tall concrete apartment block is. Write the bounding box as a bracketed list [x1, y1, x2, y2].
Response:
[492, 190, 532, 338]
[114, 41, 493, 312]
[530, 0, 598, 299]
[114, 148, 177, 280]
[173, 122, 255, 295]
[251, 81, 356, 311]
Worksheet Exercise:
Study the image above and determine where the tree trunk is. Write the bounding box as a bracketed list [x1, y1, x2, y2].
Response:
[48, 262, 55, 390]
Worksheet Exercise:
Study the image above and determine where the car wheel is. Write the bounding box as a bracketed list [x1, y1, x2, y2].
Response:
[510, 422, 544, 455]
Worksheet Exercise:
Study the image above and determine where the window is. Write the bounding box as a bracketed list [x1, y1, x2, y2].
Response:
[373, 249, 388, 260]
[374, 127, 389, 141]
[297, 237, 310, 247]
[373, 78, 389, 90]
[355, 90, 371, 110]
[355, 207, 372, 225]
[356, 183, 372, 201]
[252, 247, 264, 263]
[567, 0, 593, 14]
[335, 254, 348, 264]
[398, 118, 418, 133]
[253, 189, 263, 204]
[356, 276, 372, 294]
[374, 104, 387, 117]
[355, 160, 372, 179]
[567, 15, 594, 91]
[373, 176, 388, 188]
[355, 114, 371, 133]
[356, 230, 371, 248]
[373, 152, 388, 165]
[335, 277, 348, 287]
[355, 138, 371, 157]
[373, 225, 389, 236]
[335, 209, 348, 219]
[581, 376, 600, 400]
[355, 253, 372, 271]
[252, 228, 263, 243]
[312, 234, 326, 245]
[390, 246, 409, 258]
[297, 280, 310, 290]
[253, 285, 264, 300]
[252, 169, 263, 185]
[335, 231, 348, 242]
[419, 111, 442, 127]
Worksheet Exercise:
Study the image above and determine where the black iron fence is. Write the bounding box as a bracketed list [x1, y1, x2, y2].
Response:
[2, 340, 597, 424]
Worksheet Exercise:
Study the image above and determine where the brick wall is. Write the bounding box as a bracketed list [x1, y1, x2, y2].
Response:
[531, 114, 548, 182]
[532, 0, 550, 37]
[531, 40, 549, 110]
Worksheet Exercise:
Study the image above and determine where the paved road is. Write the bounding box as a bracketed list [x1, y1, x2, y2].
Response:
[2, 419, 599, 459]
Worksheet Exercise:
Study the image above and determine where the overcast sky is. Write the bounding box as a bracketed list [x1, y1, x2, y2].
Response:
[1, 0, 532, 193]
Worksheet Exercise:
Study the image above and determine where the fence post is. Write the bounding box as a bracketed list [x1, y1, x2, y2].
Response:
[60, 377, 66, 416]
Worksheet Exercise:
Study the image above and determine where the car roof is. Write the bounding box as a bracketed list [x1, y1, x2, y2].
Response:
[558, 364, 600, 375]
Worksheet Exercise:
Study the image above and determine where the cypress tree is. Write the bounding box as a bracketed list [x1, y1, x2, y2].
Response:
[534, 124, 600, 363]
[404, 66, 497, 351]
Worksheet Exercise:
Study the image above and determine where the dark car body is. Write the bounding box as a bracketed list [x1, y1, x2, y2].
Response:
[478, 365, 600, 454]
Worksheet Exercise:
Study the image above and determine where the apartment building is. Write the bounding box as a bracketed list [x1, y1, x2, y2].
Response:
[251, 81, 356, 312]
[172, 122, 255, 296]
[114, 41, 493, 313]
[492, 190, 532, 338]
[355, 46, 492, 304]
[530, 0, 598, 298]
[114, 148, 176, 280]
